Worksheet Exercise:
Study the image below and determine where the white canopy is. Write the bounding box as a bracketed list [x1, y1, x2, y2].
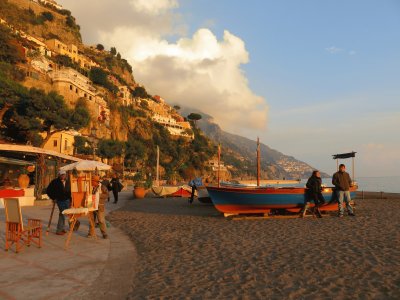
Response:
[59, 160, 112, 171]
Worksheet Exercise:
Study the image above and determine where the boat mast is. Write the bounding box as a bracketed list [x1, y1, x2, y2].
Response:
[257, 137, 260, 187]
[217, 144, 221, 187]
[156, 145, 159, 187]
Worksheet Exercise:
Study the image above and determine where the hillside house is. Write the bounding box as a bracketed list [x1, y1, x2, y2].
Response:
[45, 39, 98, 69]
[42, 130, 79, 156]
[152, 114, 194, 139]
[49, 67, 97, 105]
[118, 86, 133, 106]
[38, 0, 63, 10]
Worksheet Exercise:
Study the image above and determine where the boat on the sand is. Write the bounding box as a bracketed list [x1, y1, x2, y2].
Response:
[207, 185, 357, 215]
[207, 140, 358, 216]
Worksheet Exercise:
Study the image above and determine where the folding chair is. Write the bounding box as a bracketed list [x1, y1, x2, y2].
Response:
[4, 198, 42, 253]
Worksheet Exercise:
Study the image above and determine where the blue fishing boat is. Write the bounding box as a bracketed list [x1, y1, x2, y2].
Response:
[207, 185, 357, 215]
[207, 142, 358, 216]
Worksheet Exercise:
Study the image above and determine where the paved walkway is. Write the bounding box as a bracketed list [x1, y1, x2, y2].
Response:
[0, 190, 136, 300]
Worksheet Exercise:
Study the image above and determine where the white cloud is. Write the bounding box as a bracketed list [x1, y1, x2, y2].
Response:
[129, 0, 178, 15]
[325, 47, 357, 56]
[67, 0, 268, 133]
[100, 27, 268, 132]
[325, 46, 343, 54]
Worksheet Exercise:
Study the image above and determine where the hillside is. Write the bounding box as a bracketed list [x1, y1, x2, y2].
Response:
[180, 108, 328, 179]
[0, 0, 217, 184]
[0, 0, 327, 182]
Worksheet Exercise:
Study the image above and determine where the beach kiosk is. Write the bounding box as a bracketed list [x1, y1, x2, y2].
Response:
[59, 160, 111, 248]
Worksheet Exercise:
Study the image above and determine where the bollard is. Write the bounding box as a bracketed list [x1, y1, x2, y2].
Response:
[380, 191, 383, 200]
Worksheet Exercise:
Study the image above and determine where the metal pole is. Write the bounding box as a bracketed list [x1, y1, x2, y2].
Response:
[352, 156, 355, 180]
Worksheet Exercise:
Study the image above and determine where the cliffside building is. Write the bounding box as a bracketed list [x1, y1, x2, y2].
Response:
[42, 130, 78, 156]
[45, 39, 98, 69]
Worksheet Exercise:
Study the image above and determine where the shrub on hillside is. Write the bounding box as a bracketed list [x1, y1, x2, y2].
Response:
[89, 67, 118, 94]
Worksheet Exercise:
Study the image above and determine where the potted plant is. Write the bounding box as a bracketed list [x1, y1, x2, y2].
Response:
[133, 171, 146, 199]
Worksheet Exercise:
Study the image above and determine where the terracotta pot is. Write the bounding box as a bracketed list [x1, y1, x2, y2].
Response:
[133, 186, 146, 199]
[18, 174, 30, 189]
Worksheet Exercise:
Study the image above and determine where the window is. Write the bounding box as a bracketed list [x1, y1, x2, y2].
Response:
[70, 85, 72, 90]
[53, 140, 58, 147]
[76, 88, 78, 93]
[89, 96, 92, 100]
[64, 140, 68, 150]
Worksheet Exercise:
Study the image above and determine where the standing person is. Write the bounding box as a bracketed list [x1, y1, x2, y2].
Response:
[332, 164, 355, 217]
[306, 170, 326, 218]
[88, 183, 108, 239]
[101, 175, 111, 202]
[110, 173, 122, 204]
[46, 170, 71, 235]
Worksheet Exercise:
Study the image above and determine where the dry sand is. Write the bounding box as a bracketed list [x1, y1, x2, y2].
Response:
[108, 195, 400, 299]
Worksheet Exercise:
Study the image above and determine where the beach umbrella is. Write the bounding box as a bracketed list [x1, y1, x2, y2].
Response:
[59, 160, 112, 171]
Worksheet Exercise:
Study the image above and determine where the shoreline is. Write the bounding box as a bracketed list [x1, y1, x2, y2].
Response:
[109, 195, 400, 299]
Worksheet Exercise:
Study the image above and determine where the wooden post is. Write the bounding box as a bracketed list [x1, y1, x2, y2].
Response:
[257, 137, 260, 187]
[336, 159, 339, 171]
[352, 155, 355, 180]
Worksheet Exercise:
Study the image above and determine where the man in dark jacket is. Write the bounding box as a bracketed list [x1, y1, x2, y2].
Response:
[332, 164, 355, 217]
[306, 170, 325, 218]
[46, 170, 71, 235]
[110, 174, 122, 204]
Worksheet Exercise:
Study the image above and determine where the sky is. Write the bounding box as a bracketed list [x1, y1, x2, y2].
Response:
[57, 0, 400, 177]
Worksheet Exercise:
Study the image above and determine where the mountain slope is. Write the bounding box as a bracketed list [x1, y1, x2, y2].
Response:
[180, 107, 326, 179]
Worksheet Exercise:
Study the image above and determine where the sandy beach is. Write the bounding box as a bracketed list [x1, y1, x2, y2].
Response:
[108, 195, 400, 299]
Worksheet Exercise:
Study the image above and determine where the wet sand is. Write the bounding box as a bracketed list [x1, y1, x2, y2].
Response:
[108, 195, 400, 299]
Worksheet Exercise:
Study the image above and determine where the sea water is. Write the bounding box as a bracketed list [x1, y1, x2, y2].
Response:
[313, 176, 400, 193]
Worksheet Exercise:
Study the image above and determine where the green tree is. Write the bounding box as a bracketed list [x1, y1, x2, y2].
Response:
[97, 139, 124, 159]
[0, 73, 91, 146]
[132, 86, 151, 98]
[173, 105, 181, 111]
[89, 67, 118, 94]
[74, 136, 93, 155]
[54, 54, 75, 68]
[0, 26, 26, 64]
[110, 47, 117, 56]
[187, 113, 202, 126]
[96, 44, 104, 51]
[41, 11, 54, 22]
[116, 52, 121, 60]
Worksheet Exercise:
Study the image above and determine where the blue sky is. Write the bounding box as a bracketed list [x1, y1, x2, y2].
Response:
[179, 0, 400, 177]
[59, 0, 400, 177]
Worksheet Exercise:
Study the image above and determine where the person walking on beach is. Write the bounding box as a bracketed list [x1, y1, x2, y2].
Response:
[46, 170, 71, 235]
[306, 170, 325, 218]
[110, 173, 122, 204]
[332, 164, 355, 217]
